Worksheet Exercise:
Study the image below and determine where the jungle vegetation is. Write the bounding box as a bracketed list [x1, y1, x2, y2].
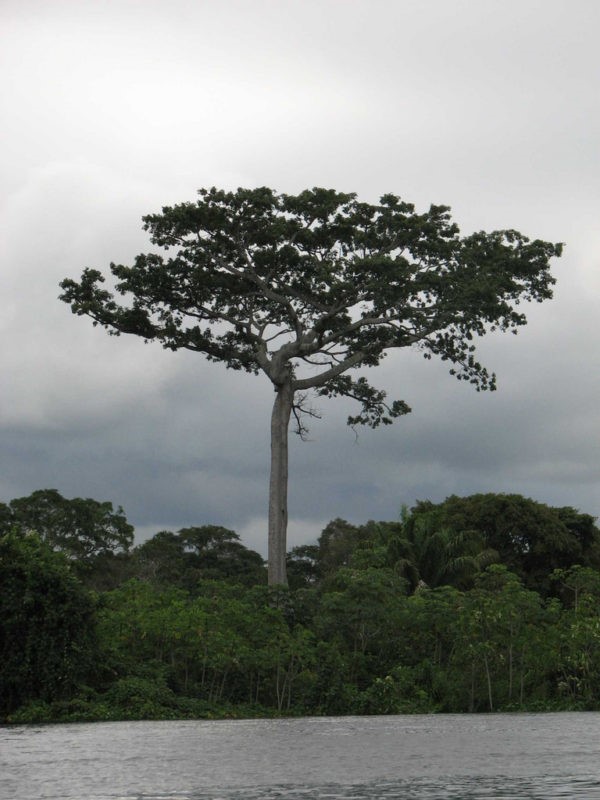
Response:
[2, 489, 600, 723]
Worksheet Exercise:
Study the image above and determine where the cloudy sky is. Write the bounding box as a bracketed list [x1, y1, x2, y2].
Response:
[2, 0, 599, 555]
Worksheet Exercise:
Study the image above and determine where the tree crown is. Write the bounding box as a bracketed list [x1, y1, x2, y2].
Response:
[60, 187, 562, 427]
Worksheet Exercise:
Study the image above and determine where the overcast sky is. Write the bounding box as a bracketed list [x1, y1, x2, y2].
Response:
[2, 0, 599, 555]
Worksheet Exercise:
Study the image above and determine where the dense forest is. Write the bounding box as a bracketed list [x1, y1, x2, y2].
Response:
[2, 489, 600, 723]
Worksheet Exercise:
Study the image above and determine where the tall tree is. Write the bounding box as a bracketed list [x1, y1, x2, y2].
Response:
[60, 187, 561, 585]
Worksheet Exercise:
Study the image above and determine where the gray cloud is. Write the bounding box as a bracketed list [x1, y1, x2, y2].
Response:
[1, 0, 598, 555]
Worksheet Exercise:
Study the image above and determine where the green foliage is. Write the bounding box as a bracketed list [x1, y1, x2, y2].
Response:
[315, 518, 365, 578]
[388, 511, 498, 591]
[60, 188, 561, 420]
[3, 488, 600, 722]
[448, 566, 550, 711]
[0, 530, 98, 716]
[2, 489, 134, 567]
[551, 564, 600, 610]
[103, 676, 180, 719]
[132, 525, 266, 590]
[358, 666, 435, 714]
[286, 544, 320, 590]
[407, 493, 600, 594]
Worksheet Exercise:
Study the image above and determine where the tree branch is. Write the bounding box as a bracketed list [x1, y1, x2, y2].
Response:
[293, 351, 366, 390]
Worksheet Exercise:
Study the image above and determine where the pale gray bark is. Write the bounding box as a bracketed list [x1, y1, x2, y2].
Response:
[268, 380, 294, 585]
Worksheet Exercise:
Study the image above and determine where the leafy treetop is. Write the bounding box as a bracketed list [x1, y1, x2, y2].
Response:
[59, 187, 562, 429]
[2, 489, 133, 562]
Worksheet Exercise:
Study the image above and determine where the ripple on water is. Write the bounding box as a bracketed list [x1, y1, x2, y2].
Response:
[97, 775, 600, 800]
[2, 715, 600, 800]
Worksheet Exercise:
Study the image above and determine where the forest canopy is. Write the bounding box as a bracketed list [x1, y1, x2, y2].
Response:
[2, 489, 600, 723]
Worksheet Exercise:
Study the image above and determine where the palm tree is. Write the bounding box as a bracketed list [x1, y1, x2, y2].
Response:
[387, 509, 498, 591]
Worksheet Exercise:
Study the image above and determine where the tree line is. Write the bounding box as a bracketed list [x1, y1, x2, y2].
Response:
[2, 489, 600, 723]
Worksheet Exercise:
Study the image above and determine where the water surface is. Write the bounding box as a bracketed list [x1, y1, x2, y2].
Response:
[2, 713, 600, 799]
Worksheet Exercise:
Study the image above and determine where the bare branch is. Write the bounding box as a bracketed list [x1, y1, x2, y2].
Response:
[291, 392, 322, 441]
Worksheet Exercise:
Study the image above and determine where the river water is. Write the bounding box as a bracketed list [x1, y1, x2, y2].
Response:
[2, 713, 600, 799]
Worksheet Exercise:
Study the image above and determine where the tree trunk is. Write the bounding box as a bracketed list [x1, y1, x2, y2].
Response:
[508, 636, 513, 702]
[484, 653, 494, 712]
[268, 381, 293, 585]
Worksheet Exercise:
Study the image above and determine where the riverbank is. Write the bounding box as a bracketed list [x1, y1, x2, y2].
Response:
[4, 693, 588, 725]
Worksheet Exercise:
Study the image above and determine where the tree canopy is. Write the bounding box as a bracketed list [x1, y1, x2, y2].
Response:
[0, 530, 97, 716]
[408, 494, 600, 594]
[60, 187, 562, 584]
[132, 525, 266, 589]
[3, 488, 600, 722]
[2, 489, 134, 563]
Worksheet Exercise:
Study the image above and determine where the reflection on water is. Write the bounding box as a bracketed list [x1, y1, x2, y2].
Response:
[2, 713, 600, 800]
